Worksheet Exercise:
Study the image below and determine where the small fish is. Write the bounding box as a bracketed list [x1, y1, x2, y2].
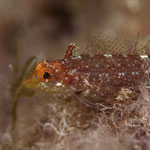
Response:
[24, 34, 150, 106]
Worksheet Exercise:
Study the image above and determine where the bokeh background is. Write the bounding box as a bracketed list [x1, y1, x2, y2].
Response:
[1, 0, 150, 150]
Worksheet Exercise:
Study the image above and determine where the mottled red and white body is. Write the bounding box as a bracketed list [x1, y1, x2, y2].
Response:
[24, 35, 150, 105]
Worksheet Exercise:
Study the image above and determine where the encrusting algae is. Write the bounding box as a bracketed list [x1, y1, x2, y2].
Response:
[24, 34, 150, 107]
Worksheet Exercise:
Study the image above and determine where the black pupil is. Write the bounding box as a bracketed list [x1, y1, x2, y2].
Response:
[43, 72, 51, 79]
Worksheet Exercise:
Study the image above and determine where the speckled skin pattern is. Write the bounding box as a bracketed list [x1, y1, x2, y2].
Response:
[58, 54, 150, 103]
[24, 37, 150, 105]
[62, 54, 149, 88]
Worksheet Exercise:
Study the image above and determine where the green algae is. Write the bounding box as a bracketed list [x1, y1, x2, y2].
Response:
[11, 56, 37, 130]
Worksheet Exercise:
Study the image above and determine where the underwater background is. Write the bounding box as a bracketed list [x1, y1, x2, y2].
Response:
[1, 0, 150, 150]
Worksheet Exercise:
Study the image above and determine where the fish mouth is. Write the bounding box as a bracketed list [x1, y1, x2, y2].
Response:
[23, 78, 40, 89]
[24, 78, 63, 93]
[24, 78, 47, 91]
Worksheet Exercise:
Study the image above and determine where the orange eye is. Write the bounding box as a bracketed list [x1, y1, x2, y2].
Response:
[38, 67, 54, 82]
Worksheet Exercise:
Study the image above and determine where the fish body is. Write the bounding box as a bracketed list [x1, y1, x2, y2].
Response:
[24, 35, 150, 104]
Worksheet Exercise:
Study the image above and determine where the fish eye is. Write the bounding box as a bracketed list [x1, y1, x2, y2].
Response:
[37, 65, 54, 82]
[43, 72, 51, 79]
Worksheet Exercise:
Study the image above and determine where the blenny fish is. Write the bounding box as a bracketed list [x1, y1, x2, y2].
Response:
[24, 34, 150, 106]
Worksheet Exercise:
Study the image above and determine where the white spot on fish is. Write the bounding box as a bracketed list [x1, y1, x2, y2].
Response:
[78, 56, 82, 59]
[140, 55, 148, 59]
[56, 82, 62, 86]
[104, 54, 112, 57]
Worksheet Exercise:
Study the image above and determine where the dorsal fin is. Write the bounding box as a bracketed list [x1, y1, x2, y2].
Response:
[64, 42, 79, 58]
[83, 33, 150, 55]
[65, 42, 76, 58]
